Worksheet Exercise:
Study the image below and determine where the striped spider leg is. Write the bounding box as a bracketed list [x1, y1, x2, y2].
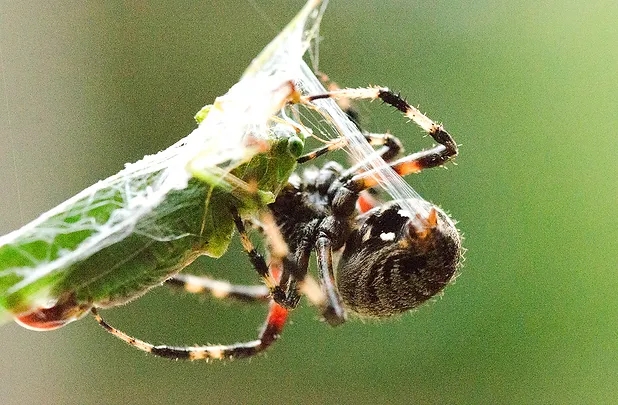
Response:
[92, 207, 308, 361]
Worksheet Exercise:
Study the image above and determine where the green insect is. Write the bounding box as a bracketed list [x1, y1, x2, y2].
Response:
[0, 0, 326, 329]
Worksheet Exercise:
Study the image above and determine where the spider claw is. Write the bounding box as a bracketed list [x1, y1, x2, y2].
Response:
[322, 304, 347, 327]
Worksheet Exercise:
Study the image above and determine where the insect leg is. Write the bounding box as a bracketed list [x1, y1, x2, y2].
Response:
[91, 301, 288, 360]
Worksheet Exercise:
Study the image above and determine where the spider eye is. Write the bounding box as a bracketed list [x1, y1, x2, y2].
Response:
[335, 200, 461, 318]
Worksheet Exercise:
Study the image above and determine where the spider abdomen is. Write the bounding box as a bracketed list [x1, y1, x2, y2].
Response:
[335, 200, 461, 318]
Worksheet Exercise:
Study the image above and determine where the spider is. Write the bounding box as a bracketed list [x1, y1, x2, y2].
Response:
[92, 84, 462, 360]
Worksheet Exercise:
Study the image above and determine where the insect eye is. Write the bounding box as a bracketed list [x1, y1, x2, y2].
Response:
[286, 135, 305, 158]
[335, 200, 461, 318]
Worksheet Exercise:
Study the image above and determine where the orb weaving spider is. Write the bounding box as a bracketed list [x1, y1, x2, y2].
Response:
[92, 84, 462, 361]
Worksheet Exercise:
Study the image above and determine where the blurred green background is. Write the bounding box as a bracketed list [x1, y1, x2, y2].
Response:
[0, 1, 616, 404]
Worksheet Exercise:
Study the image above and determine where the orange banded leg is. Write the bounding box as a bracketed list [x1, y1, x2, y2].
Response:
[91, 209, 295, 360]
[92, 222, 292, 361]
[344, 142, 457, 192]
[91, 302, 288, 360]
[304, 86, 457, 165]
[303, 87, 457, 191]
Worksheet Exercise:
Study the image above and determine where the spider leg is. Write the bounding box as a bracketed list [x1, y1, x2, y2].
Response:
[303, 87, 457, 190]
[296, 132, 402, 164]
[342, 142, 458, 192]
[93, 215, 295, 361]
[165, 274, 269, 304]
[91, 301, 288, 360]
[92, 211, 299, 360]
[304, 86, 457, 162]
[229, 207, 277, 293]
[230, 207, 303, 309]
[315, 236, 347, 326]
[268, 254, 328, 314]
[248, 202, 334, 322]
[296, 138, 347, 164]
[164, 261, 328, 318]
[316, 71, 361, 129]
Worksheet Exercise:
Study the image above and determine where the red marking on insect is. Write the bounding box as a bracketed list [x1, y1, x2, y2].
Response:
[13, 295, 91, 331]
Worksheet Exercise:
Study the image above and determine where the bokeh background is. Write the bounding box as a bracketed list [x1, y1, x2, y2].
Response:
[1, 1, 616, 404]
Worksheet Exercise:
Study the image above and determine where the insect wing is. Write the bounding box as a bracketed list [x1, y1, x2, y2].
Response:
[0, 133, 202, 322]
